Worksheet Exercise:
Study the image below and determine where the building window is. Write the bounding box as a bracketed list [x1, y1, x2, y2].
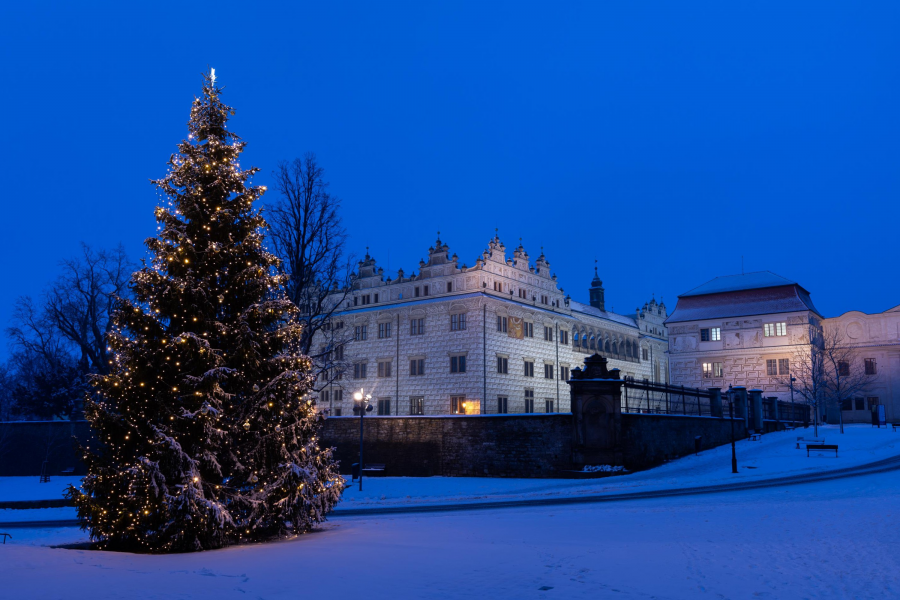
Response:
[713, 362, 724, 378]
[497, 396, 508, 414]
[766, 359, 777, 376]
[544, 364, 554, 379]
[377, 360, 392, 378]
[702, 362, 713, 378]
[560, 330, 568, 345]
[778, 358, 790, 376]
[378, 322, 392, 339]
[518, 288, 527, 299]
[447, 282, 452, 293]
[333, 407, 342, 416]
[545, 399, 554, 413]
[322, 390, 330, 405]
[524, 322, 534, 338]
[353, 362, 367, 379]
[865, 358, 877, 375]
[765, 322, 787, 337]
[493, 281, 503, 292]
[450, 355, 467, 373]
[334, 389, 343, 405]
[410, 396, 424, 415]
[838, 361, 850, 377]
[524, 360, 534, 377]
[415, 287, 420, 297]
[410, 318, 425, 335]
[451, 313, 467, 331]
[497, 316, 507, 332]
[497, 356, 508, 374]
[560, 366, 570, 381]
[841, 398, 852, 411]
[334, 345, 344, 361]
[524, 389, 534, 413]
[410, 358, 425, 376]
[355, 325, 368, 341]
[855, 397, 865, 410]
[642, 348, 649, 361]
[541, 295, 549, 305]
[451, 395, 466, 414]
[377, 397, 391, 415]
[423, 285, 429, 296]
[867, 397, 880, 410]
[711, 327, 721, 341]
[700, 328, 710, 342]
[544, 326, 554, 342]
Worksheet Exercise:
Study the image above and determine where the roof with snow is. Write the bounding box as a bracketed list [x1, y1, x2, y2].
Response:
[666, 272, 821, 323]
[679, 271, 801, 297]
[569, 301, 638, 328]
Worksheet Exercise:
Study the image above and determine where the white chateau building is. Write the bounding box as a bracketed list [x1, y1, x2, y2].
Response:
[666, 271, 900, 424]
[666, 272, 822, 401]
[313, 234, 668, 416]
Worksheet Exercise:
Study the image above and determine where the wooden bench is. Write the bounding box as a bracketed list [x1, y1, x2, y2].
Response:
[807, 444, 838, 457]
[351, 463, 386, 480]
[797, 436, 825, 449]
[748, 432, 762, 441]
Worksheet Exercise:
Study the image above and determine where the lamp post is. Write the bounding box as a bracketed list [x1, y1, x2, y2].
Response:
[352, 389, 373, 491]
[727, 385, 738, 474]
[789, 375, 796, 427]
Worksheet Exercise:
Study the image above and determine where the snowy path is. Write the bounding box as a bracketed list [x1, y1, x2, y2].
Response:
[2, 467, 898, 599]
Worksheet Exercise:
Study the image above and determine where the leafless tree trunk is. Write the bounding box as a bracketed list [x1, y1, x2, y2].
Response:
[268, 153, 355, 387]
[821, 326, 875, 433]
[779, 325, 827, 437]
[43, 243, 133, 375]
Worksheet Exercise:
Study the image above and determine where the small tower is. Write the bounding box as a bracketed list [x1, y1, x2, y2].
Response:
[589, 262, 605, 311]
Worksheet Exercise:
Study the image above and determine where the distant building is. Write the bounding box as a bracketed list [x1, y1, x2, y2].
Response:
[313, 234, 668, 416]
[665, 272, 822, 401]
[824, 306, 900, 423]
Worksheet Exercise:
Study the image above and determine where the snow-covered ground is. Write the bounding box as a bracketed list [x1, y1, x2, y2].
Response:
[1, 424, 896, 523]
[2, 459, 898, 599]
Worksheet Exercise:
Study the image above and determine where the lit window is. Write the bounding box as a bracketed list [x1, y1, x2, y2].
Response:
[711, 327, 721, 341]
[766, 359, 777, 376]
[451, 395, 466, 414]
[713, 362, 724, 378]
[776, 322, 787, 336]
[702, 362, 713, 378]
[409, 397, 424, 415]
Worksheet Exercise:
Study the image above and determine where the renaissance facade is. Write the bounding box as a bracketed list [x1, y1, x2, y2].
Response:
[666, 271, 900, 424]
[312, 234, 668, 416]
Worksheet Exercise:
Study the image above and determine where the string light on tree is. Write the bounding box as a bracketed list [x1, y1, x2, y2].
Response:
[66, 69, 344, 553]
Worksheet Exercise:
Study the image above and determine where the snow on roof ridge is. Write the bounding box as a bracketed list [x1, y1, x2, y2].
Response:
[679, 271, 800, 298]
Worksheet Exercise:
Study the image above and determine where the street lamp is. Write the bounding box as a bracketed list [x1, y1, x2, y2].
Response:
[727, 385, 738, 474]
[352, 389, 373, 491]
[789, 375, 796, 428]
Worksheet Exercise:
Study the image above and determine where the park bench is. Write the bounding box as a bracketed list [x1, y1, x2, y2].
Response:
[796, 436, 825, 449]
[60, 467, 75, 475]
[807, 444, 838, 457]
[748, 432, 762, 441]
[351, 463, 386, 480]
[892, 423, 900, 432]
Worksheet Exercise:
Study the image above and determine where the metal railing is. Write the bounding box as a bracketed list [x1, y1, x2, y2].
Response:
[622, 377, 714, 417]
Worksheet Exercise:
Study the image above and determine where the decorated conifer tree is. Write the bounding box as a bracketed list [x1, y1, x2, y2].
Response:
[68, 71, 344, 552]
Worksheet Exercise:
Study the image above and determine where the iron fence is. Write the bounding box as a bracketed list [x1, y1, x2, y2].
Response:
[621, 378, 715, 417]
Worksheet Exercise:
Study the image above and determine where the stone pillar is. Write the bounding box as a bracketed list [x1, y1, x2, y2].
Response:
[748, 389, 764, 431]
[732, 386, 748, 425]
[770, 397, 780, 422]
[708, 388, 722, 418]
[567, 354, 623, 467]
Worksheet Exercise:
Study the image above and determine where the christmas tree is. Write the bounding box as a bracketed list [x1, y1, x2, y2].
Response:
[68, 70, 344, 552]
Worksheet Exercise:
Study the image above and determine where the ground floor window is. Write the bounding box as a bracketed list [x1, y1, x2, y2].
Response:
[545, 399, 554, 413]
[377, 397, 391, 415]
[524, 389, 534, 413]
[841, 398, 852, 411]
[497, 396, 508, 414]
[451, 395, 467, 414]
[409, 396, 424, 415]
[855, 397, 865, 411]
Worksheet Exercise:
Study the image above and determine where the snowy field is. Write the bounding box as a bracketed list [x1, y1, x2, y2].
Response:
[2, 463, 898, 599]
[2, 425, 896, 523]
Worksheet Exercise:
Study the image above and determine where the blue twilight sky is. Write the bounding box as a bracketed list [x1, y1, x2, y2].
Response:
[1, 1, 898, 357]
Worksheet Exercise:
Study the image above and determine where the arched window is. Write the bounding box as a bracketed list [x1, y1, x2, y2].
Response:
[574, 332, 579, 344]
[589, 334, 596, 349]
[625, 340, 631, 358]
[612, 341, 618, 355]
[604, 339, 611, 353]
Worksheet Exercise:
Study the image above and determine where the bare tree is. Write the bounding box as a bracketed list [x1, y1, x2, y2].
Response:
[821, 326, 875, 433]
[43, 243, 133, 375]
[268, 153, 355, 385]
[780, 328, 828, 437]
